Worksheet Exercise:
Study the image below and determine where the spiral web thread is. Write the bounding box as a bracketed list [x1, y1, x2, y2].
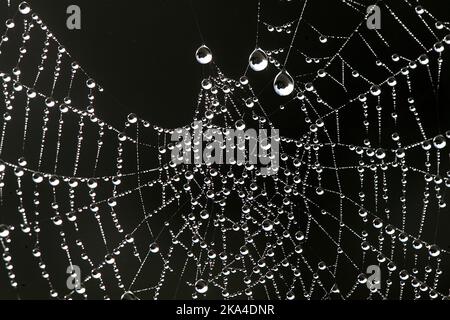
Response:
[0, 0, 450, 300]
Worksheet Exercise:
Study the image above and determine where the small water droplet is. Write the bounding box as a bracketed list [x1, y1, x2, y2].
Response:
[0, 225, 10, 238]
[150, 242, 160, 253]
[433, 135, 446, 149]
[262, 219, 273, 231]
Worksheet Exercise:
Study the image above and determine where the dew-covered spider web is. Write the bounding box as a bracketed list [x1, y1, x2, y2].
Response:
[1, 0, 450, 300]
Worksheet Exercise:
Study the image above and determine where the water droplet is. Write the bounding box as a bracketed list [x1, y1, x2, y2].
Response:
[19, 2, 31, 15]
[240, 245, 249, 255]
[235, 119, 246, 131]
[295, 231, 304, 241]
[147, 241, 160, 254]
[429, 244, 441, 257]
[0, 225, 10, 238]
[240, 76, 249, 85]
[86, 79, 96, 89]
[262, 219, 273, 231]
[286, 291, 295, 300]
[418, 54, 429, 65]
[444, 34, 450, 45]
[318, 261, 327, 270]
[45, 97, 55, 108]
[273, 70, 294, 96]
[375, 148, 386, 159]
[422, 140, 432, 150]
[395, 148, 405, 159]
[433, 135, 446, 149]
[434, 41, 445, 53]
[127, 113, 138, 124]
[387, 77, 397, 87]
[201, 79, 212, 90]
[195, 45, 212, 64]
[357, 273, 368, 283]
[105, 254, 115, 264]
[249, 48, 268, 72]
[317, 69, 327, 78]
[415, 5, 424, 15]
[32, 173, 44, 183]
[370, 85, 381, 96]
[5, 19, 15, 29]
[319, 36, 328, 43]
[18, 157, 27, 166]
[49, 176, 60, 186]
[200, 210, 209, 220]
[195, 279, 208, 293]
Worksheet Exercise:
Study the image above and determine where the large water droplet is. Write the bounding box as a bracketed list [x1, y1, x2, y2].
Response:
[195, 279, 208, 293]
[19, 2, 31, 15]
[273, 70, 294, 96]
[249, 48, 268, 72]
[195, 45, 212, 64]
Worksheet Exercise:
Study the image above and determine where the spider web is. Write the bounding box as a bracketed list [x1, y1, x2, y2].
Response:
[0, 0, 450, 300]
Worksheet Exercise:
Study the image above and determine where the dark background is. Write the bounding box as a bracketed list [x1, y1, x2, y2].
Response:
[18, 0, 450, 127]
[1, 0, 450, 299]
